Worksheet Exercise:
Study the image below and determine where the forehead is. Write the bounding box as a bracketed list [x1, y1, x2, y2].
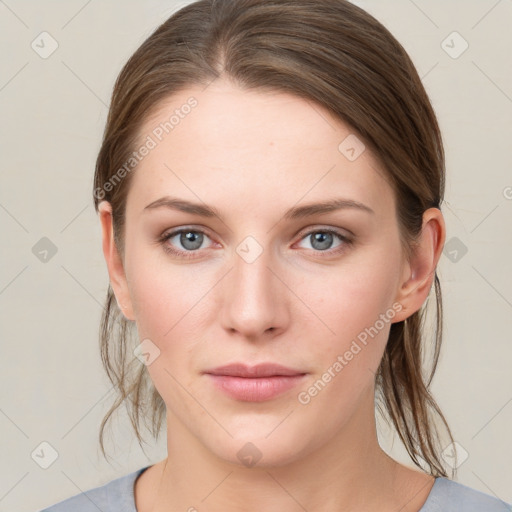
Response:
[127, 79, 394, 218]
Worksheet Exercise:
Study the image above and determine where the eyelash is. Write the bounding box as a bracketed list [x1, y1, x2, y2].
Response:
[158, 226, 353, 260]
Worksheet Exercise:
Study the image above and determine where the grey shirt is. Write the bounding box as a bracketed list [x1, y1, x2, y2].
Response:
[38, 466, 511, 511]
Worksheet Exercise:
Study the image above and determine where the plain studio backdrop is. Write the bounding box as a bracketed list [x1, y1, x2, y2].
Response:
[0, 1, 511, 511]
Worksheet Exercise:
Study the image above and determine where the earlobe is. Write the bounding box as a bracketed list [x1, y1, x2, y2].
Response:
[98, 201, 135, 321]
[393, 208, 445, 323]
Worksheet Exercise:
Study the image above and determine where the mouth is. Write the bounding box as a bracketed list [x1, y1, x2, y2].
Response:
[204, 362, 306, 378]
[203, 362, 307, 402]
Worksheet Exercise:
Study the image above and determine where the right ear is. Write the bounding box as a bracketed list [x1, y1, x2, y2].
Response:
[98, 201, 135, 320]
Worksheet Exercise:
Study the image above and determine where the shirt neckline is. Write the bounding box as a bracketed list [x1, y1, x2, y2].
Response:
[128, 467, 443, 511]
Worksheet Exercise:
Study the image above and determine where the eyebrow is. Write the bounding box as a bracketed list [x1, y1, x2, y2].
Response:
[143, 196, 375, 220]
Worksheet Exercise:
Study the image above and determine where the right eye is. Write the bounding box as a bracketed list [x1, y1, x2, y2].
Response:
[158, 227, 214, 259]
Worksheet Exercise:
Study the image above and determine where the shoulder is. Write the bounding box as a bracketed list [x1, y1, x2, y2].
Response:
[422, 476, 511, 512]
[37, 466, 149, 512]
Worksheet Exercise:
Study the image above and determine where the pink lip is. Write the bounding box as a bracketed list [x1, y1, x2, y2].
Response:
[206, 374, 306, 402]
[204, 363, 307, 402]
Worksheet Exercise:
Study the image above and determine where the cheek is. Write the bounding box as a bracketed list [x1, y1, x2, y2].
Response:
[125, 258, 208, 404]
[127, 261, 200, 342]
[291, 260, 400, 422]
[296, 243, 402, 374]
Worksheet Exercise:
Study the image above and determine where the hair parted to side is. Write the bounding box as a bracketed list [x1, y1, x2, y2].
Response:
[93, 0, 456, 478]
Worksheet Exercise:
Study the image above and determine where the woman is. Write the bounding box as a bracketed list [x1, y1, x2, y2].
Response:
[40, 0, 511, 510]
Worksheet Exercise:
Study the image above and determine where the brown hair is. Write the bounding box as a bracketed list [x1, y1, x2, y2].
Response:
[93, 0, 456, 477]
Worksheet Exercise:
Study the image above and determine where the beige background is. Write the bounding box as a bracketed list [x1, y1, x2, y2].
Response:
[0, 1, 511, 510]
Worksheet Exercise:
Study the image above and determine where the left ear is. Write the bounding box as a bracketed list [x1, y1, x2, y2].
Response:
[392, 207, 446, 323]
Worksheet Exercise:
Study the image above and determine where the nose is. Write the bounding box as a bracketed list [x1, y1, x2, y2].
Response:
[219, 239, 288, 341]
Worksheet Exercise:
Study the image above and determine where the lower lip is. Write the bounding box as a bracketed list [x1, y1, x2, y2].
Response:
[206, 374, 307, 402]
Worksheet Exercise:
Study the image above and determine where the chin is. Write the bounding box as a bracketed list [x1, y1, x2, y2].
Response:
[204, 425, 314, 469]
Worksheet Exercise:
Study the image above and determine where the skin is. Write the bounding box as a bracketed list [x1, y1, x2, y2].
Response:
[99, 78, 445, 512]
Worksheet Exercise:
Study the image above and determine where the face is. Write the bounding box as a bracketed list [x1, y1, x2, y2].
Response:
[102, 78, 429, 467]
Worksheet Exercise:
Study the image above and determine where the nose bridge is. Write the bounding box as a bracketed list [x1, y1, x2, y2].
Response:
[235, 238, 273, 295]
[221, 233, 284, 337]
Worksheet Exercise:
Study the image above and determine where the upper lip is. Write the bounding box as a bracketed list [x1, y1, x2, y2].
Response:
[204, 363, 306, 378]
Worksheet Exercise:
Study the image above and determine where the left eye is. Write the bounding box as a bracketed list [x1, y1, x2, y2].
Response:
[296, 229, 349, 252]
